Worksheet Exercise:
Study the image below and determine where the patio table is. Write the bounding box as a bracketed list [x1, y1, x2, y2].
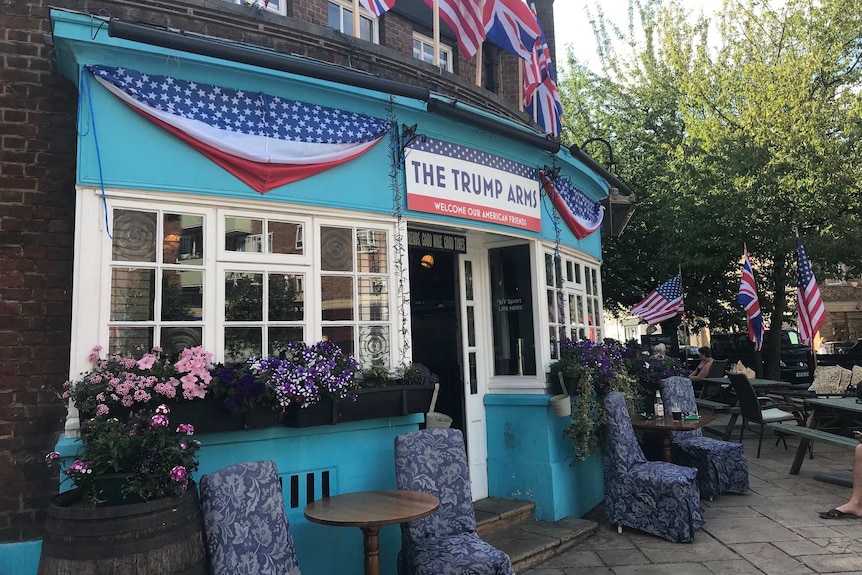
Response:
[631, 413, 715, 462]
[788, 396, 862, 474]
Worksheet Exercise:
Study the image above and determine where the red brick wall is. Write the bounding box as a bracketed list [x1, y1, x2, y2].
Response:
[0, 3, 77, 541]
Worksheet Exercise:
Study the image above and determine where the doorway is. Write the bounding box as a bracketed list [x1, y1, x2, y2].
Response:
[408, 247, 465, 432]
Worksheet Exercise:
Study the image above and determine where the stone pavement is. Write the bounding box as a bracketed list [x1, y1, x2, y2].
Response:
[522, 422, 862, 574]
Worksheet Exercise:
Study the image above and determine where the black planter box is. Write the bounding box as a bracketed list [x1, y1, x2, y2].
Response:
[282, 385, 436, 428]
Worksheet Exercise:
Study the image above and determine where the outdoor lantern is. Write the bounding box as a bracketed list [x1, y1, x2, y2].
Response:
[601, 187, 636, 237]
[420, 254, 435, 269]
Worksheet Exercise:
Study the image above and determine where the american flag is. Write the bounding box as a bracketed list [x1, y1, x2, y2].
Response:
[483, 0, 542, 62]
[796, 237, 825, 345]
[539, 172, 603, 239]
[87, 66, 389, 194]
[738, 249, 765, 351]
[630, 274, 684, 326]
[359, 0, 397, 18]
[422, 0, 485, 58]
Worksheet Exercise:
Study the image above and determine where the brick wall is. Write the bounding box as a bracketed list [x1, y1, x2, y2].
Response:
[0, 0, 545, 543]
[0, 1, 77, 541]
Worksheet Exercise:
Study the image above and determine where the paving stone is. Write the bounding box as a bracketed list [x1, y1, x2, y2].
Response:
[792, 526, 847, 539]
[731, 542, 815, 575]
[538, 550, 604, 568]
[594, 547, 650, 567]
[702, 493, 771, 507]
[772, 538, 835, 557]
[577, 532, 638, 550]
[703, 506, 763, 519]
[798, 553, 862, 572]
[809, 537, 857, 554]
[610, 563, 714, 575]
[753, 504, 835, 528]
[827, 523, 862, 538]
[638, 544, 737, 564]
[704, 515, 801, 544]
[702, 559, 764, 574]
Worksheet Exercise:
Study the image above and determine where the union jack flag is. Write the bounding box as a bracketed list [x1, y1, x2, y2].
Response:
[738, 249, 765, 351]
[522, 9, 561, 135]
[87, 65, 389, 194]
[483, 0, 542, 62]
[522, 5, 550, 105]
[359, 0, 397, 18]
[422, 0, 485, 58]
[796, 236, 825, 345]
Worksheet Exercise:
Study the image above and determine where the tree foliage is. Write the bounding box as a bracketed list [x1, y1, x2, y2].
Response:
[558, 0, 862, 374]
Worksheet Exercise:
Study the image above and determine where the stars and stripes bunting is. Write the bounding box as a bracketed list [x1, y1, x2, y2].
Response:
[86, 65, 389, 194]
[630, 274, 685, 326]
[796, 236, 826, 345]
[539, 172, 603, 239]
[738, 249, 765, 351]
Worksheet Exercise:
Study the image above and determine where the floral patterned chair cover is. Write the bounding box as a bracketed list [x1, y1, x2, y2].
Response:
[199, 460, 301, 575]
[604, 391, 704, 543]
[394, 428, 515, 575]
[660, 376, 750, 499]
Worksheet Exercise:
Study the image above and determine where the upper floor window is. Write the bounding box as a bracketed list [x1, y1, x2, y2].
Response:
[223, 0, 287, 17]
[412, 33, 453, 72]
[328, 0, 379, 43]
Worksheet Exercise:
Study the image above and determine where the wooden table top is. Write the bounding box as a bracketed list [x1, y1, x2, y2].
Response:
[304, 490, 440, 528]
[702, 376, 793, 389]
[631, 413, 715, 431]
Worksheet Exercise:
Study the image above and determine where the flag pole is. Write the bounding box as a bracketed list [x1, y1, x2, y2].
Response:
[475, 44, 483, 85]
[679, 265, 689, 352]
[433, 0, 441, 68]
[518, 59, 524, 112]
[352, 0, 360, 39]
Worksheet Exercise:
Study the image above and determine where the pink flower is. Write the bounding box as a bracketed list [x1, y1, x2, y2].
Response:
[65, 460, 92, 477]
[149, 414, 169, 429]
[193, 440, 201, 447]
[155, 404, 170, 415]
[176, 423, 195, 435]
[179, 442, 188, 451]
[170, 465, 189, 490]
[136, 354, 157, 370]
[45, 451, 60, 464]
[96, 404, 109, 417]
[152, 346, 163, 353]
[87, 346, 102, 362]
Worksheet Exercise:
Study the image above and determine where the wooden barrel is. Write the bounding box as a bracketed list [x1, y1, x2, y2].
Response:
[38, 487, 209, 575]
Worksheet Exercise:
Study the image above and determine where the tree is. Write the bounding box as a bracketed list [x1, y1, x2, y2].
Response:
[559, 0, 862, 376]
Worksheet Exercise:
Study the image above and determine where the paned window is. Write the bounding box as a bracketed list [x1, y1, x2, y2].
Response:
[546, 250, 603, 359]
[412, 33, 453, 72]
[109, 209, 206, 357]
[222, 0, 287, 16]
[99, 196, 394, 370]
[328, 0, 379, 43]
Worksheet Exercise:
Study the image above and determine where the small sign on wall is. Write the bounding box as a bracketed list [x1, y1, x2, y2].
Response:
[405, 137, 541, 232]
[407, 230, 467, 253]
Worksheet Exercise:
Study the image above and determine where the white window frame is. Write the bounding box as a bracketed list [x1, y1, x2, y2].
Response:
[223, 0, 287, 17]
[545, 247, 604, 361]
[328, 0, 380, 44]
[412, 32, 454, 72]
[70, 188, 401, 370]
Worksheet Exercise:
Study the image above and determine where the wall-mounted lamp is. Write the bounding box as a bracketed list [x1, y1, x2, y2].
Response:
[420, 254, 435, 269]
[568, 139, 637, 237]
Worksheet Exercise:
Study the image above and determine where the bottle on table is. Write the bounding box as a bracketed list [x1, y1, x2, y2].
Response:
[654, 391, 665, 418]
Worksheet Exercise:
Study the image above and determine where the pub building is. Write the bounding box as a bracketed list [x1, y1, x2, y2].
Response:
[1, 2, 633, 572]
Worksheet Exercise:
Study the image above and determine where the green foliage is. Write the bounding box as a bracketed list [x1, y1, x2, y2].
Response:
[356, 363, 439, 388]
[560, 0, 862, 375]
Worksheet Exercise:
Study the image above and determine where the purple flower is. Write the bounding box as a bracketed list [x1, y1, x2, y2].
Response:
[179, 442, 188, 451]
[170, 465, 187, 482]
[45, 451, 60, 465]
[155, 404, 170, 415]
[176, 423, 195, 435]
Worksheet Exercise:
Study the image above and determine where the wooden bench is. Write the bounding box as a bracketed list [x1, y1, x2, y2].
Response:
[766, 424, 859, 475]
[695, 398, 732, 413]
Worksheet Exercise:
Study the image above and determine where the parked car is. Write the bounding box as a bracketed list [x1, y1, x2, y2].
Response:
[836, 339, 862, 357]
[710, 329, 813, 384]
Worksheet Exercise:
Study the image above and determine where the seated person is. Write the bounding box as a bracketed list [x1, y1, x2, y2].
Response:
[652, 343, 667, 359]
[819, 433, 862, 519]
[689, 346, 713, 381]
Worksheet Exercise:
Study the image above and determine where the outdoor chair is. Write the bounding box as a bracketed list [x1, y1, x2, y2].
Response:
[199, 460, 301, 575]
[660, 376, 749, 499]
[707, 359, 728, 378]
[394, 428, 514, 575]
[603, 391, 704, 543]
[727, 373, 805, 458]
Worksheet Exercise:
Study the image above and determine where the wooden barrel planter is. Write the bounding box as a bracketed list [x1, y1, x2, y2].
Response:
[38, 486, 208, 575]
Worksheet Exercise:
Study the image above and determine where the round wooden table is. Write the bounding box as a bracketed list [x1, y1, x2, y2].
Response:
[631, 414, 715, 462]
[304, 489, 439, 575]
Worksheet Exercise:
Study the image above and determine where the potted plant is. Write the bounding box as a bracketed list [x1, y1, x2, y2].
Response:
[550, 338, 648, 460]
[341, 363, 439, 422]
[257, 340, 361, 427]
[46, 404, 201, 506]
[210, 359, 281, 429]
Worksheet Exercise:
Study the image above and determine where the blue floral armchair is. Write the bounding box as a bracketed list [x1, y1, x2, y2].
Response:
[604, 391, 704, 543]
[394, 428, 514, 575]
[199, 460, 301, 575]
[660, 376, 750, 499]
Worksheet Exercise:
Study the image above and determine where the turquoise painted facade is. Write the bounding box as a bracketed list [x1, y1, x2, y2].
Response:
[0, 9, 614, 575]
[485, 394, 603, 521]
